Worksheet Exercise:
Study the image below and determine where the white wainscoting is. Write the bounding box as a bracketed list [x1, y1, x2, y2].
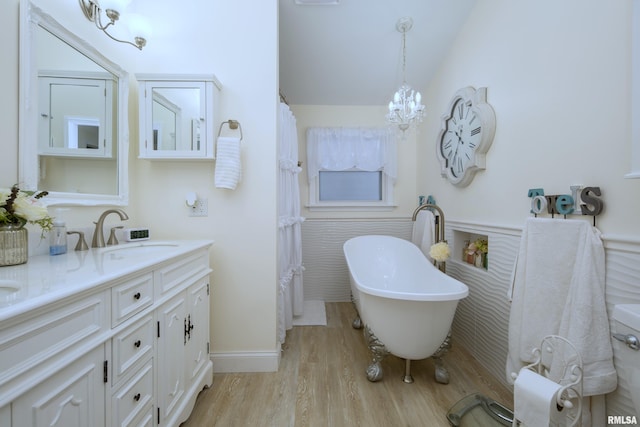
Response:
[301, 218, 640, 419]
[445, 221, 640, 420]
[301, 218, 413, 302]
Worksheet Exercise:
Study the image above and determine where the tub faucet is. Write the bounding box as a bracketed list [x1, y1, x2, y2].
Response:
[92, 209, 129, 248]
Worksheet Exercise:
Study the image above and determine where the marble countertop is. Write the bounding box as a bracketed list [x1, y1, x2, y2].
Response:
[0, 240, 213, 322]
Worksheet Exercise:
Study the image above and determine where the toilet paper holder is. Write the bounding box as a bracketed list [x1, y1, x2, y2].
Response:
[511, 335, 583, 427]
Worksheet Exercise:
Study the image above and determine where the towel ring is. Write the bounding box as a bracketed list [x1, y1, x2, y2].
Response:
[218, 120, 243, 141]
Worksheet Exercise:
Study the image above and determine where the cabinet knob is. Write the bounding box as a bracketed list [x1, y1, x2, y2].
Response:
[133, 393, 141, 402]
[134, 340, 141, 348]
[133, 292, 141, 300]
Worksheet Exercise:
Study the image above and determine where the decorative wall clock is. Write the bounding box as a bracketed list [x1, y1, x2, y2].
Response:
[436, 86, 496, 187]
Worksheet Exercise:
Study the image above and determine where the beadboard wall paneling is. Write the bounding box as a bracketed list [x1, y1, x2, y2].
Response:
[445, 222, 520, 391]
[301, 219, 640, 419]
[602, 242, 640, 419]
[445, 222, 640, 421]
[301, 219, 412, 302]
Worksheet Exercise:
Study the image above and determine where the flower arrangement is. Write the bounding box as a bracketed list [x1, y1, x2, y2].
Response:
[466, 239, 488, 256]
[0, 185, 52, 233]
[429, 241, 450, 262]
[473, 238, 488, 254]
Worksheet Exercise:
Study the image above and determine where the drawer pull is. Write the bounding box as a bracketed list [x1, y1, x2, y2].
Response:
[134, 340, 141, 348]
[133, 292, 141, 300]
[133, 393, 141, 402]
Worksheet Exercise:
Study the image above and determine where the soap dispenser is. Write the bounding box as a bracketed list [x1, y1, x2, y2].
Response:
[49, 210, 68, 256]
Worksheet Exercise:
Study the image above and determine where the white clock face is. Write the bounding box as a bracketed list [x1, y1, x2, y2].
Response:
[440, 98, 482, 179]
[436, 86, 496, 187]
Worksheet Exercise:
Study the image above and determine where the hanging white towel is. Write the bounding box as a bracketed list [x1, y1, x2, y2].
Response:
[411, 210, 435, 262]
[506, 217, 617, 397]
[215, 137, 242, 190]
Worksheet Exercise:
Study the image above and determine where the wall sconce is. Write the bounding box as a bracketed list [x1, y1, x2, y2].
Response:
[79, 0, 151, 50]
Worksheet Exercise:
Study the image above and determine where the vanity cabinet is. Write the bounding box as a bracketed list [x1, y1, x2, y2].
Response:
[0, 241, 213, 427]
[136, 74, 221, 160]
[12, 345, 107, 427]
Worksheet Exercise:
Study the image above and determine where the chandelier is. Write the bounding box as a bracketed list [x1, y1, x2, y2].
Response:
[386, 17, 425, 132]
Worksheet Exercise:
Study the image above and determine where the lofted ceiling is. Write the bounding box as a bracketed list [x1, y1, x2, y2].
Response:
[278, 0, 478, 106]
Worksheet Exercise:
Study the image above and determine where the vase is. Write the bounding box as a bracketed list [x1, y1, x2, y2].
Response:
[0, 224, 28, 266]
[474, 252, 483, 268]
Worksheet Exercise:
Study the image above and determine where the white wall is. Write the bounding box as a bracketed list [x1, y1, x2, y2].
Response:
[418, 0, 638, 237]
[3, 0, 280, 370]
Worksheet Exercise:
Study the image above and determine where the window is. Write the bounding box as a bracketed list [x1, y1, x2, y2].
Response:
[306, 127, 396, 210]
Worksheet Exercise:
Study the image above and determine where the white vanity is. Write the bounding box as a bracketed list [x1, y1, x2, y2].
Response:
[0, 240, 213, 427]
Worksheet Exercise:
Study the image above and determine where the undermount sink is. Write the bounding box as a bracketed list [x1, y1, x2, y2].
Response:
[0, 281, 22, 306]
[101, 242, 180, 258]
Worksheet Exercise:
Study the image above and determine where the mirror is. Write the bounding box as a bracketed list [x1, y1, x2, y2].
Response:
[137, 74, 220, 160]
[19, 2, 129, 205]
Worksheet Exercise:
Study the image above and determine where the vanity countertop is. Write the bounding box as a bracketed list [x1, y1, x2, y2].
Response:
[0, 240, 214, 322]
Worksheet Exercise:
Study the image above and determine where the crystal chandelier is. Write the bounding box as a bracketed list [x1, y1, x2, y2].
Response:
[386, 17, 425, 132]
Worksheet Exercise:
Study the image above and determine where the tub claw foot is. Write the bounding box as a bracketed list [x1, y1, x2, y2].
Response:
[366, 362, 384, 382]
[431, 332, 452, 384]
[364, 325, 389, 382]
[352, 316, 362, 329]
[433, 357, 450, 384]
[350, 295, 362, 329]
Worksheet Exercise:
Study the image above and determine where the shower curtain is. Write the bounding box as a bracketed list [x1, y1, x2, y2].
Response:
[277, 102, 304, 344]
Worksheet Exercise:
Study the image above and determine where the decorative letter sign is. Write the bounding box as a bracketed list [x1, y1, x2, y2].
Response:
[528, 186, 603, 218]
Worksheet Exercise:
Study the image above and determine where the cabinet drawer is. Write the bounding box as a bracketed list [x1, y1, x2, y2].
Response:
[112, 360, 154, 427]
[111, 273, 153, 327]
[156, 252, 210, 297]
[112, 315, 154, 385]
[0, 291, 108, 392]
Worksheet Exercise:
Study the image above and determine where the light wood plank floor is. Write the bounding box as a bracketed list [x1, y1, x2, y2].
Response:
[182, 302, 513, 427]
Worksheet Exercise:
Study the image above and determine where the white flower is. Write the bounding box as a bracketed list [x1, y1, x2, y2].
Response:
[0, 185, 52, 233]
[12, 196, 49, 222]
[429, 241, 450, 262]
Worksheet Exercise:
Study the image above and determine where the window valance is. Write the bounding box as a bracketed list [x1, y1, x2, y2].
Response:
[306, 127, 396, 182]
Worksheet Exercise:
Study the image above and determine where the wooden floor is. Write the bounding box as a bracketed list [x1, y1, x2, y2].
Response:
[181, 302, 513, 427]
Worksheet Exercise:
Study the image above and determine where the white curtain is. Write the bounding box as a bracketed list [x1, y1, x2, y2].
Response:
[306, 127, 396, 181]
[277, 102, 304, 344]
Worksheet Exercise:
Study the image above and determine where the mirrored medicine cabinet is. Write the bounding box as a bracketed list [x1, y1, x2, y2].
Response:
[136, 74, 221, 160]
[19, 1, 130, 206]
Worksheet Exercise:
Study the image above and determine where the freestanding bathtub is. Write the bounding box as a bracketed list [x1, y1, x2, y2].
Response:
[343, 235, 469, 383]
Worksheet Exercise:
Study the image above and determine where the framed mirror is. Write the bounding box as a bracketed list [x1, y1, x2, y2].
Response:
[137, 74, 220, 160]
[19, 1, 129, 205]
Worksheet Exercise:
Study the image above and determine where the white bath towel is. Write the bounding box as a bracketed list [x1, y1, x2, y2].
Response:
[506, 217, 617, 397]
[215, 137, 242, 190]
[411, 210, 435, 262]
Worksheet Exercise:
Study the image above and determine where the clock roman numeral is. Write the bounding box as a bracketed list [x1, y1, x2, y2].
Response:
[471, 126, 481, 136]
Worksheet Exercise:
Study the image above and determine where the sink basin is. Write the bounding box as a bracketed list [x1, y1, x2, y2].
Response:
[0, 281, 22, 306]
[101, 242, 180, 258]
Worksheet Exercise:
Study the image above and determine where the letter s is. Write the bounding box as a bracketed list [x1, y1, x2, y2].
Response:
[580, 186, 604, 216]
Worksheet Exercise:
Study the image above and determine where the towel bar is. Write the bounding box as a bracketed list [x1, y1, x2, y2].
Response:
[218, 120, 243, 141]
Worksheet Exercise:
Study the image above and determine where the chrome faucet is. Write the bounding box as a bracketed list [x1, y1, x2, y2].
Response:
[92, 209, 129, 248]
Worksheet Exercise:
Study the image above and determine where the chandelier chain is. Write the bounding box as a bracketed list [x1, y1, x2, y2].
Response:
[402, 27, 407, 84]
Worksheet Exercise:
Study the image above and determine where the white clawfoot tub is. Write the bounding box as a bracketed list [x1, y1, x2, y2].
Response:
[343, 235, 469, 383]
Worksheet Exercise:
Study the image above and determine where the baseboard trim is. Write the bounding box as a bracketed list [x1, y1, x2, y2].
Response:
[211, 351, 280, 373]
